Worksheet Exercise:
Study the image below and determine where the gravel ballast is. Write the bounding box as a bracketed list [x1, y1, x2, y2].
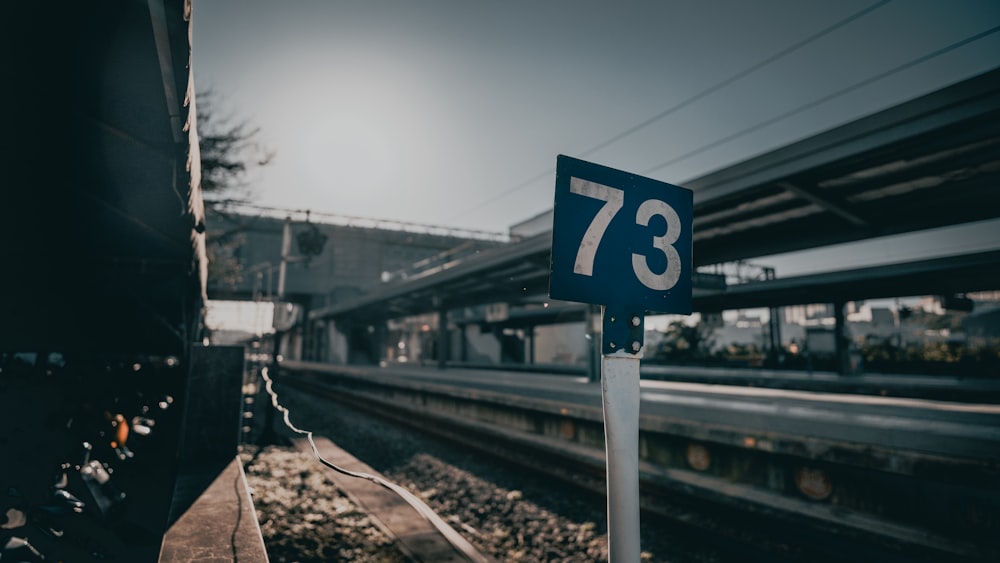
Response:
[243, 384, 726, 562]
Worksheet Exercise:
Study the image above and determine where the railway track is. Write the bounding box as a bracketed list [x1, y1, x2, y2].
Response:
[271, 365, 990, 562]
[262, 381, 742, 562]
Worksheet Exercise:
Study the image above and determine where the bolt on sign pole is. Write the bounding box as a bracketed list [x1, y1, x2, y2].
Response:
[549, 155, 692, 562]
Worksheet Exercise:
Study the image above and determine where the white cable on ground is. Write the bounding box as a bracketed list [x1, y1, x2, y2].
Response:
[258, 365, 491, 563]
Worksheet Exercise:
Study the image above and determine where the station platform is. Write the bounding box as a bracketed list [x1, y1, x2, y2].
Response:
[278, 359, 1000, 561]
[448, 360, 1000, 403]
[641, 364, 1000, 403]
[158, 457, 268, 562]
[289, 361, 1000, 464]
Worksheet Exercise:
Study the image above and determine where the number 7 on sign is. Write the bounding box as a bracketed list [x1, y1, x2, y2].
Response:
[570, 177, 682, 291]
[570, 178, 623, 277]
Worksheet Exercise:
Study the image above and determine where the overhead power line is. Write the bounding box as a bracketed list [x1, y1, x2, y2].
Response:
[579, 0, 893, 161]
[642, 24, 1000, 176]
[448, 0, 893, 221]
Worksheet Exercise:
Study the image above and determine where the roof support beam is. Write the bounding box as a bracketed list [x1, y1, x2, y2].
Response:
[147, 0, 185, 143]
[776, 181, 869, 226]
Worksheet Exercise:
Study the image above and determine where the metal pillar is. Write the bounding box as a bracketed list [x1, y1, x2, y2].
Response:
[459, 324, 468, 362]
[601, 306, 643, 562]
[327, 319, 347, 364]
[373, 322, 387, 365]
[437, 308, 449, 370]
[768, 306, 783, 365]
[527, 326, 536, 365]
[834, 301, 851, 375]
[764, 268, 782, 366]
[277, 217, 292, 299]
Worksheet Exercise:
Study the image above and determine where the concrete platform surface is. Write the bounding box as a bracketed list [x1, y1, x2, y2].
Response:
[158, 457, 269, 563]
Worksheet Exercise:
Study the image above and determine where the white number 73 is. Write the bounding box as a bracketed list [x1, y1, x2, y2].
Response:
[570, 177, 682, 291]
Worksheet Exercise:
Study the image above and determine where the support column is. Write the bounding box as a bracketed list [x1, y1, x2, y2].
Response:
[437, 308, 449, 370]
[768, 306, 783, 366]
[764, 268, 782, 366]
[459, 323, 469, 362]
[834, 301, 851, 375]
[298, 302, 311, 361]
[341, 319, 356, 364]
[327, 319, 348, 365]
[311, 320, 324, 361]
[528, 326, 536, 365]
[277, 217, 292, 299]
[373, 321, 387, 365]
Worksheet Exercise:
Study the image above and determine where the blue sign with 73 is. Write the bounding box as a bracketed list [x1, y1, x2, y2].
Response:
[549, 155, 693, 314]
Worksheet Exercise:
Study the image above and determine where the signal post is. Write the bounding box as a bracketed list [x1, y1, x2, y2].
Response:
[549, 155, 693, 561]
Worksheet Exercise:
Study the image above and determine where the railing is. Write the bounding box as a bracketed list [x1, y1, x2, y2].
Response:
[207, 201, 511, 243]
[380, 241, 498, 283]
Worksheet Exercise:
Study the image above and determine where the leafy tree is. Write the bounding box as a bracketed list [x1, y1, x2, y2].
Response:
[650, 320, 716, 363]
[198, 90, 274, 201]
[722, 342, 764, 362]
[197, 90, 275, 292]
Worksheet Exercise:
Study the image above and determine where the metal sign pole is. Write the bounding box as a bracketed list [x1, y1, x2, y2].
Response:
[601, 306, 643, 562]
[277, 217, 292, 299]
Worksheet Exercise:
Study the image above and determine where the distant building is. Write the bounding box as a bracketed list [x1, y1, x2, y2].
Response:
[205, 210, 506, 360]
[206, 211, 505, 308]
[965, 305, 1000, 341]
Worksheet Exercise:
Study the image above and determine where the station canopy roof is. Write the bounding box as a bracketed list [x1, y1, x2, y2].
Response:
[311, 68, 1000, 323]
[688, 66, 1000, 266]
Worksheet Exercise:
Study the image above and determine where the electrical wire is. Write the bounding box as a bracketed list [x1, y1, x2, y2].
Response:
[257, 365, 492, 563]
[580, 0, 893, 161]
[642, 24, 1000, 176]
[447, 0, 893, 221]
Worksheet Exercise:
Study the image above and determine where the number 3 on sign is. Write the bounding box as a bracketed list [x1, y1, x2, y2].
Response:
[570, 177, 682, 291]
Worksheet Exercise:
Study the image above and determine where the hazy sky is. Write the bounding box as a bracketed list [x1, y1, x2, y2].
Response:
[192, 0, 1000, 246]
